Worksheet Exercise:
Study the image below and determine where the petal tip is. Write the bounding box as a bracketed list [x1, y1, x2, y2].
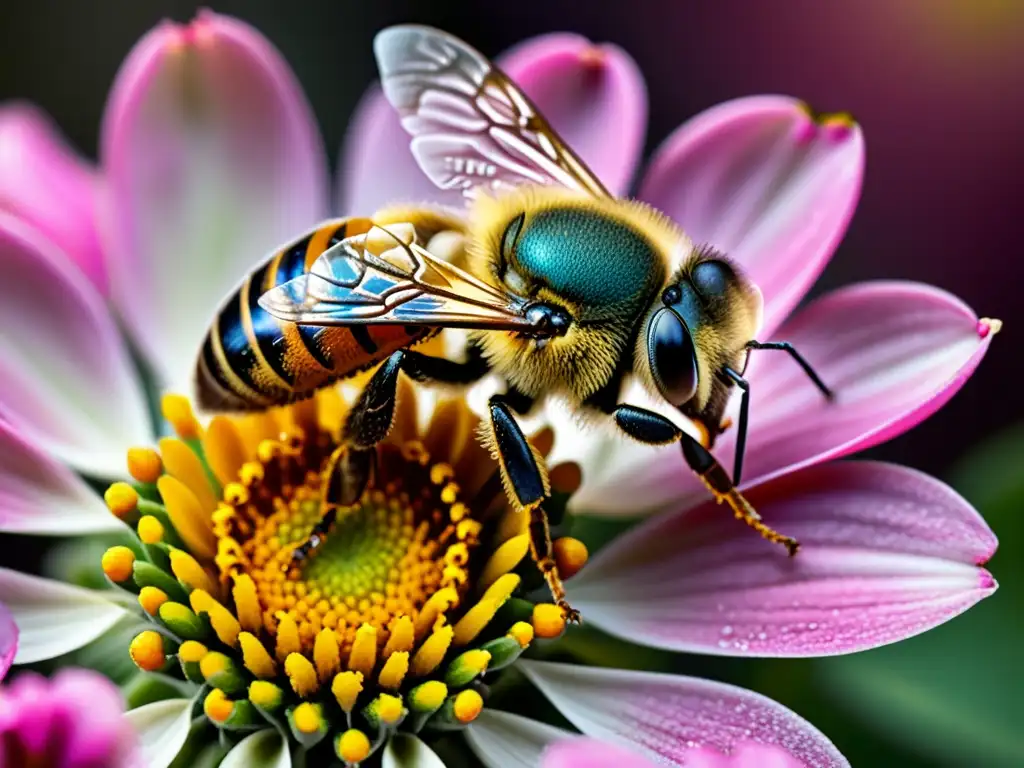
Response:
[977, 317, 1002, 338]
[978, 569, 997, 592]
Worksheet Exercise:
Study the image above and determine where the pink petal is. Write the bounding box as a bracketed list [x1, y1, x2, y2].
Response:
[0, 600, 15, 681]
[542, 738, 659, 768]
[520, 660, 849, 767]
[638, 96, 864, 335]
[101, 11, 329, 393]
[339, 33, 646, 214]
[0, 104, 107, 294]
[0, 214, 151, 478]
[573, 281, 993, 516]
[50, 669, 137, 768]
[570, 461, 996, 657]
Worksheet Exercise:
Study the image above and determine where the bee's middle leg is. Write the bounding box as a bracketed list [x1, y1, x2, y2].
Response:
[612, 404, 799, 556]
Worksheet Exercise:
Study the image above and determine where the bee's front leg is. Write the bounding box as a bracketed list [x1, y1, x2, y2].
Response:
[486, 395, 580, 624]
[612, 404, 799, 556]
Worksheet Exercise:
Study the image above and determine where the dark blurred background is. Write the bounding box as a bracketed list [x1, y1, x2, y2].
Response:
[2, 1, 1022, 765]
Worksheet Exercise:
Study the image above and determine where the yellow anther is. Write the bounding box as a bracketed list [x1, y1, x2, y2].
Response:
[313, 628, 341, 682]
[189, 589, 241, 647]
[178, 640, 208, 664]
[158, 476, 216, 560]
[168, 548, 217, 595]
[248, 680, 283, 711]
[377, 651, 409, 690]
[292, 702, 322, 734]
[222, 482, 249, 506]
[453, 689, 484, 723]
[479, 534, 529, 590]
[332, 671, 364, 713]
[446, 649, 490, 687]
[453, 598, 502, 647]
[553, 537, 589, 580]
[285, 653, 319, 698]
[238, 632, 277, 679]
[347, 623, 377, 677]
[482, 572, 520, 603]
[382, 615, 415, 657]
[104, 483, 139, 519]
[231, 574, 262, 633]
[430, 463, 455, 485]
[128, 630, 165, 672]
[508, 621, 534, 648]
[440, 483, 460, 504]
[161, 394, 201, 440]
[203, 689, 234, 723]
[138, 586, 169, 616]
[336, 729, 371, 764]
[275, 614, 301, 663]
[411, 624, 454, 677]
[137, 515, 164, 544]
[256, 439, 282, 463]
[532, 603, 567, 639]
[377, 694, 405, 725]
[101, 546, 135, 583]
[203, 416, 247, 487]
[199, 651, 231, 681]
[409, 680, 448, 714]
[413, 587, 458, 639]
[127, 447, 163, 484]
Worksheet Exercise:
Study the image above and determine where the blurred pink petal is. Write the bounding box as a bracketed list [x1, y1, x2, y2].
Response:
[542, 738, 659, 768]
[0, 214, 151, 478]
[0, 669, 138, 768]
[339, 33, 645, 213]
[573, 281, 993, 515]
[101, 10, 328, 393]
[0, 103, 107, 294]
[570, 462, 996, 657]
[0, 419, 124, 535]
[520, 660, 849, 767]
[638, 96, 864, 336]
[0, 601, 15, 681]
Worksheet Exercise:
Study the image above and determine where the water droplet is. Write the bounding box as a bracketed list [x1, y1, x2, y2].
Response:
[720, 625, 734, 636]
[718, 639, 730, 649]
[757, 631, 768, 641]
[808, 622, 819, 631]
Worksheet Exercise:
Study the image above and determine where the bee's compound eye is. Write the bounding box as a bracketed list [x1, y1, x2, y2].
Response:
[647, 308, 699, 406]
[691, 260, 736, 297]
[661, 284, 682, 305]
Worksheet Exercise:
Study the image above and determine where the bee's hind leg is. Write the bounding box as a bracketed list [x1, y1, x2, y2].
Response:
[486, 395, 580, 624]
[612, 404, 799, 556]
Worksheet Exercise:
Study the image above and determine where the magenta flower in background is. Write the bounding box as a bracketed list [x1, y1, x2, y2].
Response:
[0, 602, 16, 682]
[0, 10, 1000, 768]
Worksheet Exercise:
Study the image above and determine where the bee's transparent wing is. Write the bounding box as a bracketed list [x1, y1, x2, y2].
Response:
[259, 225, 536, 331]
[374, 25, 610, 200]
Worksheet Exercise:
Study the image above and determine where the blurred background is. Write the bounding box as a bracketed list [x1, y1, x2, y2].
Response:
[2, 1, 1021, 765]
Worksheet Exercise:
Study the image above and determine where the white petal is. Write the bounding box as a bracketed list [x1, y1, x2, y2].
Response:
[0, 569, 130, 663]
[0, 420, 124, 535]
[465, 709, 576, 768]
[124, 697, 194, 768]
[221, 728, 291, 768]
[383, 734, 446, 768]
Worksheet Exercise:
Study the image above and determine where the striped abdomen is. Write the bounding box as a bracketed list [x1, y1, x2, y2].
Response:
[195, 218, 434, 412]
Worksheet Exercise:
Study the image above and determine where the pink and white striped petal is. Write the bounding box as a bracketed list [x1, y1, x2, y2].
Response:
[542, 738, 659, 768]
[466, 710, 576, 768]
[571, 282, 994, 516]
[638, 96, 864, 336]
[0, 601, 15, 681]
[339, 33, 646, 214]
[101, 11, 329, 394]
[0, 215, 151, 479]
[0, 104, 107, 294]
[520, 660, 848, 767]
[569, 462, 996, 657]
[0, 420, 124, 536]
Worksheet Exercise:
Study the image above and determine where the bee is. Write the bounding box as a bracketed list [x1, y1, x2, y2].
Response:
[197, 25, 832, 621]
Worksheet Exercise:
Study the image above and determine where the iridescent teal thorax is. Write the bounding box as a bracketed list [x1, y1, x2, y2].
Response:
[511, 207, 663, 313]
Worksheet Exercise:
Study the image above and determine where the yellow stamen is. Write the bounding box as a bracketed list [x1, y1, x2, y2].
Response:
[199, 651, 230, 681]
[411, 624, 454, 677]
[162, 394, 201, 440]
[332, 671, 364, 713]
[453, 689, 484, 723]
[158, 476, 216, 560]
[336, 729, 371, 764]
[508, 621, 534, 648]
[455, 573, 521, 645]
[248, 680, 283, 712]
[382, 615, 415, 657]
[178, 640, 207, 663]
[101, 546, 135, 583]
[203, 416, 247, 487]
[446, 649, 490, 687]
[479, 534, 529, 589]
[128, 630, 165, 672]
[158, 602, 204, 639]
[347, 623, 377, 677]
[292, 702, 322, 734]
[203, 689, 234, 724]
[127, 447, 163, 484]
[104, 482, 138, 519]
[137, 515, 164, 544]
[409, 680, 448, 714]
[189, 589, 241, 647]
[138, 586, 168, 616]
[553, 537, 589, 580]
[275, 613, 302, 663]
[370, 693, 405, 726]
[159, 437, 217, 513]
[413, 587, 458, 639]
[239, 632, 277, 679]
[377, 651, 409, 690]
[313, 628, 341, 683]
[532, 603, 567, 639]
[231, 574, 262, 633]
[168, 548, 217, 595]
[285, 652, 319, 698]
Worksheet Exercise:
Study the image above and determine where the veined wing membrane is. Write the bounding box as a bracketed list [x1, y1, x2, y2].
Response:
[374, 25, 609, 200]
[258, 225, 536, 331]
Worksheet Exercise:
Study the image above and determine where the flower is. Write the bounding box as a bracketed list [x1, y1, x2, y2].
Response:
[0, 10, 998, 768]
[0, 601, 16, 681]
[0, 667, 138, 768]
[543, 737, 804, 768]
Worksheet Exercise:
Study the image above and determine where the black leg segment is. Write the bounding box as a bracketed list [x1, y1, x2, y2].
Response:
[720, 367, 750, 486]
[746, 340, 833, 400]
